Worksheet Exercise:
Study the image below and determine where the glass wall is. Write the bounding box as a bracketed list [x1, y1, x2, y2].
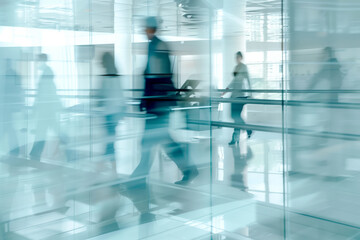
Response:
[0, 0, 360, 239]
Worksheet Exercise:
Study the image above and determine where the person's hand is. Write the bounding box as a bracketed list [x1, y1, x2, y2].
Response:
[139, 102, 146, 112]
[221, 88, 229, 97]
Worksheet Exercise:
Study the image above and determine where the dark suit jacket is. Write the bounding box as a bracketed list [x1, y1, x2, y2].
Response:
[141, 36, 176, 114]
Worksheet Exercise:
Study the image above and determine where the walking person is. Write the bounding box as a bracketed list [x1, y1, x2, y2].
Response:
[0, 59, 24, 156]
[131, 16, 198, 185]
[223, 51, 253, 145]
[30, 53, 70, 161]
[30, 54, 70, 209]
[98, 52, 125, 173]
[308, 47, 343, 102]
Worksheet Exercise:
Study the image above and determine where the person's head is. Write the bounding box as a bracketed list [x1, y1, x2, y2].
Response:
[236, 51, 243, 64]
[145, 16, 158, 40]
[37, 53, 48, 69]
[101, 52, 117, 74]
[37, 53, 48, 62]
[323, 47, 334, 59]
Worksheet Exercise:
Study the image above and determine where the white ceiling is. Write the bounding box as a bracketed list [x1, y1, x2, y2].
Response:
[0, 0, 281, 37]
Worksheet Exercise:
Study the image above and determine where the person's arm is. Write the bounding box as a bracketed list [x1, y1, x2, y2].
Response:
[308, 69, 323, 90]
[221, 67, 237, 97]
[221, 80, 234, 97]
[309, 60, 331, 90]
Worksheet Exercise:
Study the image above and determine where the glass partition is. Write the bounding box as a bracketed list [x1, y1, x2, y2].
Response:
[0, 0, 360, 239]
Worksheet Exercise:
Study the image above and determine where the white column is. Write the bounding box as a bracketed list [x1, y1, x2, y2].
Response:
[221, 0, 247, 121]
[114, 0, 132, 88]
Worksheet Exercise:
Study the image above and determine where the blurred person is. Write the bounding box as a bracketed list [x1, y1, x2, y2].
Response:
[29, 54, 70, 209]
[0, 59, 23, 237]
[29, 53, 71, 161]
[222, 51, 253, 145]
[0, 59, 24, 156]
[97, 52, 124, 173]
[308, 47, 343, 102]
[131, 16, 198, 185]
[123, 18, 199, 225]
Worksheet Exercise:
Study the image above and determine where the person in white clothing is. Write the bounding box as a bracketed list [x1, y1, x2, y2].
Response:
[223, 51, 253, 145]
[98, 52, 124, 172]
[30, 54, 70, 161]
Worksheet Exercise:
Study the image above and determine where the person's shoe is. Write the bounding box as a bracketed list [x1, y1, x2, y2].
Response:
[228, 132, 239, 145]
[175, 168, 199, 185]
[230, 174, 248, 191]
[139, 213, 156, 224]
[228, 139, 239, 145]
[247, 130, 253, 139]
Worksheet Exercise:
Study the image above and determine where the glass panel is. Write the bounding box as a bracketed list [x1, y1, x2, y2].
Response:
[1, 0, 359, 239]
[287, 0, 360, 238]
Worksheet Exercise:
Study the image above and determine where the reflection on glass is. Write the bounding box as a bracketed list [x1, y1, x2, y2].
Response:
[0, 0, 359, 239]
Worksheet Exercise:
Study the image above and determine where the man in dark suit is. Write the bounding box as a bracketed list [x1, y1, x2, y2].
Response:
[131, 16, 198, 185]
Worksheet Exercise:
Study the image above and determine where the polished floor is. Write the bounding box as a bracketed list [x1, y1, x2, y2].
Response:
[1, 115, 360, 240]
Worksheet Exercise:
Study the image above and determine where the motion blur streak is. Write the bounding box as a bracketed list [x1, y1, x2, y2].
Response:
[0, 0, 360, 239]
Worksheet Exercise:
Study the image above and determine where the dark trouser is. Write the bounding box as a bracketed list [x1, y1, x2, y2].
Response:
[30, 119, 70, 161]
[30, 120, 69, 205]
[121, 177, 151, 215]
[30, 135, 69, 161]
[127, 113, 195, 215]
[231, 97, 251, 138]
[104, 114, 121, 158]
[131, 113, 191, 178]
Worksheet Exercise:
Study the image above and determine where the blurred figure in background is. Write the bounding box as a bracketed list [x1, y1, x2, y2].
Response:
[0, 59, 23, 236]
[30, 53, 70, 161]
[0, 59, 24, 156]
[223, 51, 253, 145]
[98, 52, 124, 173]
[309, 47, 343, 102]
[30, 53, 69, 209]
[131, 16, 198, 184]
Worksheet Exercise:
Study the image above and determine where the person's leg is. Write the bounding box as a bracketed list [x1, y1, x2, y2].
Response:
[233, 99, 253, 140]
[126, 117, 159, 222]
[239, 97, 253, 138]
[103, 114, 120, 173]
[230, 102, 244, 144]
[105, 114, 118, 156]
[30, 120, 47, 161]
[164, 140, 198, 184]
[131, 137, 152, 178]
[160, 113, 198, 184]
[131, 118, 159, 178]
[240, 100, 253, 138]
[164, 141, 186, 171]
[52, 118, 74, 162]
[30, 120, 50, 206]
